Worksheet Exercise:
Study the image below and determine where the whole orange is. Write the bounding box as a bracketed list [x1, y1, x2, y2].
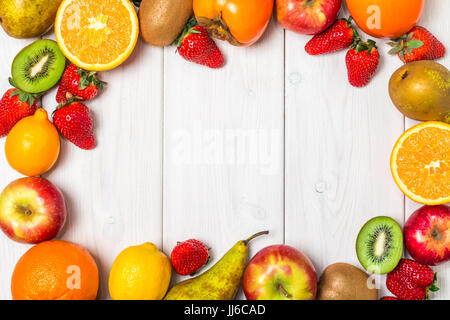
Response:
[345, 0, 424, 39]
[11, 240, 99, 300]
[5, 108, 60, 176]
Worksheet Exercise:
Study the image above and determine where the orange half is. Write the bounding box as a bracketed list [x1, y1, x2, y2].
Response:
[55, 0, 139, 71]
[391, 121, 450, 205]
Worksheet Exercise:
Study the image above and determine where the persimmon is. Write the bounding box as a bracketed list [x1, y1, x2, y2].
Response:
[193, 0, 274, 46]
[345, 0, 424, 39]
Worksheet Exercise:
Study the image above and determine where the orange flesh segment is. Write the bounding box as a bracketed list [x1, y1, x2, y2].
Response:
[59, 0, 134, 65]
[396, 126, 450, 201]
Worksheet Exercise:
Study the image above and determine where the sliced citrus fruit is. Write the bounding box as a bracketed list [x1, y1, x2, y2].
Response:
[391, 121, 450, 205]
[55, 0, 139, 71]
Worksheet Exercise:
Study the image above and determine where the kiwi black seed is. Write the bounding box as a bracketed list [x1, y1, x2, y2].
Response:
[11, 39, 66, 94]
[356, 216, 403, 274]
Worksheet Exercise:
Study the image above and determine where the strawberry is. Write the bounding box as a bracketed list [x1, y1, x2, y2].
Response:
[388, 259, 437, 288]
[380, 296, 400, 300]
[386, 276, 427, 300]
[388, 26, 445, 63]
[345, 39, 380, 87]
[174, 19, 225, 69]
[305, 17, 358, 55]
[0, 87, 38, 137]
[53, 101, 95, 150]
[171, 239, 209, 276]
[56, 64, 105, 103]
[386, 259, 439, 300]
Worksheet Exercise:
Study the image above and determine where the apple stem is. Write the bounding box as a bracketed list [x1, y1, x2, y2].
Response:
[277, 283, 292, 299]
[429, 226, 443, 241]
[16, 205, 32, 215]
[243, 230, 269, 245]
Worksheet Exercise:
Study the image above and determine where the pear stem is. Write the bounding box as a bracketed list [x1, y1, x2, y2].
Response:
[243, 230, 269, 245]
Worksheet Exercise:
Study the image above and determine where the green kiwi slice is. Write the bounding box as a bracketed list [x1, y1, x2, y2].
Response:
[11, 39, 66, 94]
[356, 216, 403, 274]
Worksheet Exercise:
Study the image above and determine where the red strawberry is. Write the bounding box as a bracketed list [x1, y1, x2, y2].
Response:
[53, 101, 95, 150]
[0, 88, 38, 137]
[388, 259, 436, 288]
[345, 39, 380, 87]
[386, 276, 427, 300]
[380, 296, 400, 300]
[56, 64, 105, 103]
[305, 17, 358, 55]
[386, 259, 439, 300]
[171, 239, 209, 276]
[388, 26, 445, 63]
[174, 19, 225, 69]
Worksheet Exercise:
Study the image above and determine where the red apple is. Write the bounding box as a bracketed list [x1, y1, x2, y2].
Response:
[404, 205, 450, 266]
[276, 0, 342, 35]
[0, 177, 66, 244]
[243, 244, 317, 300]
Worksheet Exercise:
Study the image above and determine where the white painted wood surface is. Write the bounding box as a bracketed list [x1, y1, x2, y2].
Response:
[0, 1, 449, 300]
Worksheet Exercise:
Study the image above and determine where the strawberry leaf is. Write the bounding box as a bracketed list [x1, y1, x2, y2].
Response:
[10, 88, 37, 106]
[79, 77, 90, 90]
[76, 66, 105, 91]
[388, 47, 402, 54]
[429, 273, 440, 292]
[406, 39, 424, 49]
[8, 77, 16, 87]
[172, 18, 199, 48]
[344, 16, 361, 46]
[353, 38, 377, 55]
[27, 96, 36, 106]
[429, 285, 440, 292]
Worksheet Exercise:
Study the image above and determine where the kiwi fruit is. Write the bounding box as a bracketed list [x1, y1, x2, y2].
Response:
[11, 39, 66, 94]
[356, 216, 403, 274]
[317, 263, 378, 300]
[139, 0, 193, 47]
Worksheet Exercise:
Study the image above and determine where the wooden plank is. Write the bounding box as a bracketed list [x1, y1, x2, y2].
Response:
[403, 0, 450, 300]
[162, 20, 285, 297]
[284, 7, 405, 297]
[0, 33, 41, 299]
[40, 37, 164, 299]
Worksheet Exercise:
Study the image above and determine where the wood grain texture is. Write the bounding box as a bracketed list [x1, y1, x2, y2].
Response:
[284, 6, 405, 298]
[162, 20, 285, 297]
[0, 2, 448, 301]
[0, 33, 164, 299]
[0, 33, 36, 300]
[41, 38, 164, 299]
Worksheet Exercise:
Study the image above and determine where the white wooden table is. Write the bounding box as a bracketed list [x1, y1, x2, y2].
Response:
[0, 2, 448, 300]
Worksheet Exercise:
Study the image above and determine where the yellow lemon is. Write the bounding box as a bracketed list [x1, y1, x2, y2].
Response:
[108, 243, 171, 300]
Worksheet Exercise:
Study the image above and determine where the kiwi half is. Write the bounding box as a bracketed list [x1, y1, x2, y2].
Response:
[356, 216, 403, 274]
[11, 39, 66, 94]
